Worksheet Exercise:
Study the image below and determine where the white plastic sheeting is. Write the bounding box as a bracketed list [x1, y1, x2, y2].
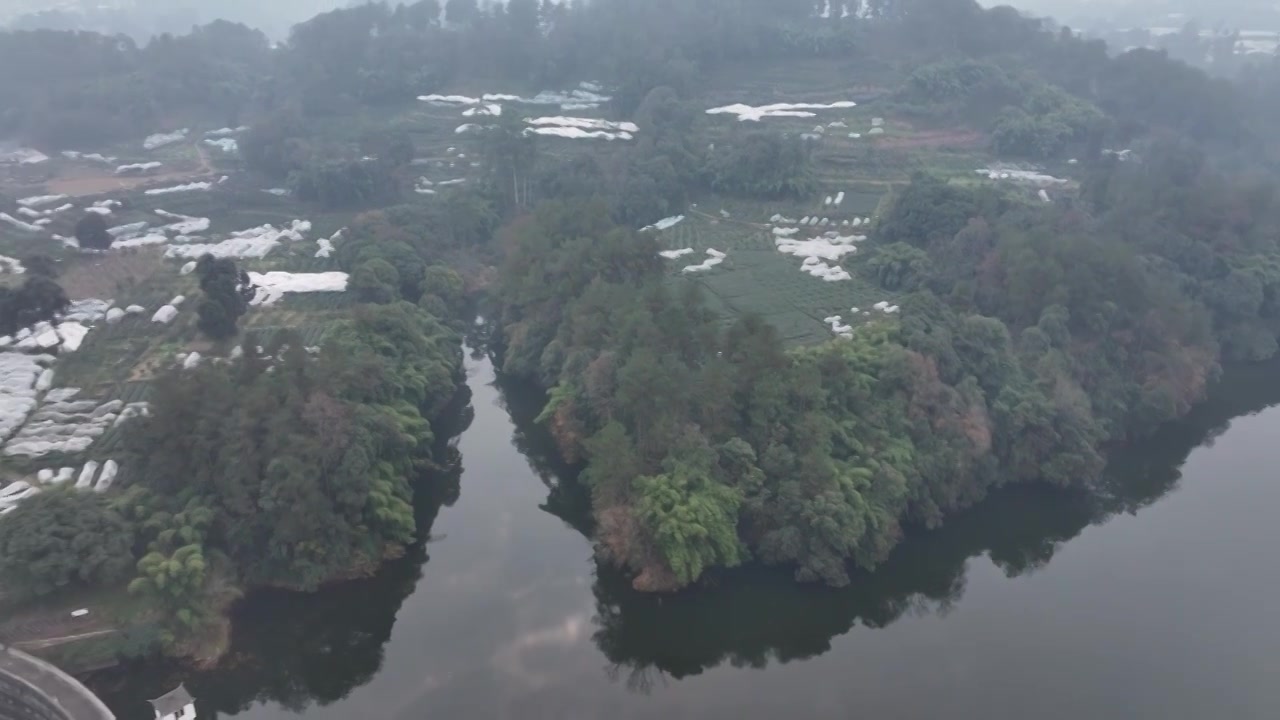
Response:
[0, 354, 46, 441]
[182, 352, 202, 370]
[114, 234, 169, 248]
[107, 221, 148, 238]
[115, 161, 162, 175]
[523, 116, 637, 141]
[63, 152, 116, 164]
[164, 220, 311, 259]
[420, 84, 610, 111]
[659, 248, 695, 259]
[56, 322, 89, 352]
[105, 308, 125, 324]
[17, 194, 68, 208]
[144, 181, 212, 196]
[526, 117, 639, 133]
[706, 101, 857, 122]
[246, 271, 348, 306]
[94, 460, 118, 492]
[316, 228, 343, 259]
[64, 299, 109, 324]
[976, 168, 1069, 186]
[75, 461, 99, 490]
[1, 148, 49, 165]
[155, 209, 210, 235]
[681, 249, 727, 273]
[0, 482, 39, 510]
[0, 214, 44, 234]
[640, 215, 685, 232]
[152, 305, 179, 324]
[0, 256, 25, 275]
[774, 231, 863, 282]
[823, 315, 854, 339]
[418, 94, 484, 105]
[87, 199, 121, 216]
[462, 103, 503, 117]
[113, 402, 148, 427]
[206, 126, 248, 137]
[18, 203, 72, 219]
[143, 129, 188, 150]
[3, 389, 132, 457]
[203, 138, 238, 153]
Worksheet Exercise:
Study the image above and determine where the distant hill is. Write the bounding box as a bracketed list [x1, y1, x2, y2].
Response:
[3, 0, 363, 41]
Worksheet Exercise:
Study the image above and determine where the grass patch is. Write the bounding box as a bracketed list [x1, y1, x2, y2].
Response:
[653, 212, 897, 347]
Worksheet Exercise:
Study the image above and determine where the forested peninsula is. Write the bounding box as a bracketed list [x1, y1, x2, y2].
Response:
[4, 0, 1280, 663]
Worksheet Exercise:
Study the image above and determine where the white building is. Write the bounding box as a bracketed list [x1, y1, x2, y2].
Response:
[149, 684, 196, 720]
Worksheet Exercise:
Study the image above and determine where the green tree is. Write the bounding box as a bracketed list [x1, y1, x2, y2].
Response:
[74, 212, 112, 250]
[195, 255, 251, 340]
[635, 454, 744, 586]
[351, 258, 401, 304]
[0, 490, 134, 598]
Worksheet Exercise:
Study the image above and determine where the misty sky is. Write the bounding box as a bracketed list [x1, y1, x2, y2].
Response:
[2, 0, 1279, 40]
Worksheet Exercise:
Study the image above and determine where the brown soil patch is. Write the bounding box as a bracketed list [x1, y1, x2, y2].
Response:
[58, 249, 167, 301]
[874, 130, 985, 150]
[41, 143, 215, 198]
[127, 354, 166, 382]
[45, 167, 212, 198]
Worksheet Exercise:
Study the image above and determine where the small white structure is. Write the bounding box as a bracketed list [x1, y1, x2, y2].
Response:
[150, 684, 196, 720]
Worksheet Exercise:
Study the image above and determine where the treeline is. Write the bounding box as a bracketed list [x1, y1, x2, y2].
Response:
[0, 205, 473, 652]
[476, 0, 1280, 591]
[0, 0, 832, 150]
[0, 299, 463, 649]
[495, 128, 1280, 591]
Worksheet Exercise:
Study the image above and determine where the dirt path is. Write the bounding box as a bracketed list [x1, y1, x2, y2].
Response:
[14, 629, 118, 650]
[0, 609, 110, 647]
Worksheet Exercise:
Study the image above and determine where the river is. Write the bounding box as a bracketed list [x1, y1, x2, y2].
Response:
[86, 349, 1280, 719]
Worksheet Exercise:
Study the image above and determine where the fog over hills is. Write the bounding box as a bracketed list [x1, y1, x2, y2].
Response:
[5, 0, 1280, 41]
[0, 0, 354, 40]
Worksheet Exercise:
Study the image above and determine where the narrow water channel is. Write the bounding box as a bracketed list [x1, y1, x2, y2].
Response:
[89, 352, 1280, 720]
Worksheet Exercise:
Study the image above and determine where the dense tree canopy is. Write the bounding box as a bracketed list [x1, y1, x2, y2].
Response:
[7, 0, 1280, 628]
[0, 490, 135, 598]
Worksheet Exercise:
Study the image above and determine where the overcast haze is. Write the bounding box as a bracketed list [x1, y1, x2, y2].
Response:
[4, 0, 1280, 41]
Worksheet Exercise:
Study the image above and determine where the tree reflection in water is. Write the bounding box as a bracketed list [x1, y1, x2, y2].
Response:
[516, 359, 1280, 687]
[83, 357, 1280, 716]
[83, 384, 474, 720]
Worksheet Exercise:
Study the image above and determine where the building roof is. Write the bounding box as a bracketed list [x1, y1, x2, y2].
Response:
[149, 684, 194, 717]
[0, 645, 115, 719]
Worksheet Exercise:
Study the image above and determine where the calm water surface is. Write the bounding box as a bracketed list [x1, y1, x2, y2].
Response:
[89, 351, 1280, 719]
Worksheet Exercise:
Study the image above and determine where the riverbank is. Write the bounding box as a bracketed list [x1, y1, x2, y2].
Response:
[79, 351, 1280, 720]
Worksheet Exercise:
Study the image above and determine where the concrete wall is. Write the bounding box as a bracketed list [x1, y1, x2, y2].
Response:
[0, 646, 114, 720]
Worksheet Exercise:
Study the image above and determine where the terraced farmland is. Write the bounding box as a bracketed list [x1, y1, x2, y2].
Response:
[653, 211, 900, 346]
